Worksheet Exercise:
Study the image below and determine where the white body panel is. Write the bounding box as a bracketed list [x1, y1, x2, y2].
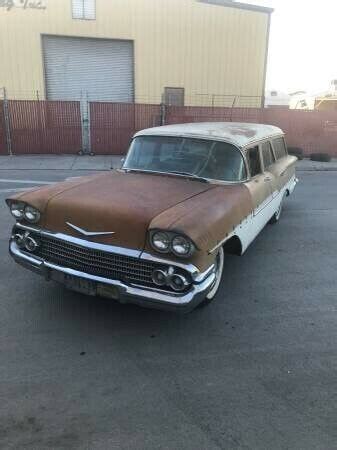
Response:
[215, 175, 298, 255]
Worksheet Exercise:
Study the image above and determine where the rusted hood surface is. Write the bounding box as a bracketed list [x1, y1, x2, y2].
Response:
[9, 171, 215, 250]
[149, 183, 253, 253]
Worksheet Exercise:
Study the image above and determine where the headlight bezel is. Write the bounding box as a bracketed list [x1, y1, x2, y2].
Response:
[23, 205, 41, 224]
[9, 201, 25, 220]
[150, 230, 195, 258]
[6, 200, 41, 224]
[171, 235, 192, 257]
[151, 231, 171, 253]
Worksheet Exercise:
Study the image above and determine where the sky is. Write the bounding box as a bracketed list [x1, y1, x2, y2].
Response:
[243, 0, 337, 94]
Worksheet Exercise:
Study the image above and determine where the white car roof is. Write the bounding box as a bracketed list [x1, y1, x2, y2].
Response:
[134, 122, 284, 148]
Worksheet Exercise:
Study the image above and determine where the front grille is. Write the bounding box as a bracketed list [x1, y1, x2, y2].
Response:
[32, 233, 167, 288]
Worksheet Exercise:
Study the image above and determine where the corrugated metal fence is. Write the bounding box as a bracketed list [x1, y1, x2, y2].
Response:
[89, 103, 161, 154]
[1, 100, 82, 155]
[166, 106, 337, 156]
[1, 100, 337, 156]
[0, 101, 7, 155]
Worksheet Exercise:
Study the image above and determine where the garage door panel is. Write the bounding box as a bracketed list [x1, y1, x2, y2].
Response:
[42, 36, 134, 102]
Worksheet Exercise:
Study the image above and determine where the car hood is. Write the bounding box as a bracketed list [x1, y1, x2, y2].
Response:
[11, 171, 215, 250]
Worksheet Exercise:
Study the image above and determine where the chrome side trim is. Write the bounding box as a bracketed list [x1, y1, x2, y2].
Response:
[209, 232, 238, 255]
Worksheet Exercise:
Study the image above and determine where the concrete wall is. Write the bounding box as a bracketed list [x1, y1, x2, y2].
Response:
[0, 0, 271, 106]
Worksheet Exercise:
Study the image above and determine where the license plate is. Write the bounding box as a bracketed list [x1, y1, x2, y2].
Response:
[52, 272, 97, 296]
[64, 274, 96, 295]
[96, 284, 119, 300]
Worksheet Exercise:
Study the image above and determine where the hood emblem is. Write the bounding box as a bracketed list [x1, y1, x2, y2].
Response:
[66, 222, 115, 237]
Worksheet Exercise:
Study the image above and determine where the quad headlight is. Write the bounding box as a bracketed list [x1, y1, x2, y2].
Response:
[10, 202, 25, 219]
[152, 231, 171, 252]
[23, 205, 41, 223]
[7, 200, 41, 224]
[172, 235, 192, 256]
[150, 230, 195, 257]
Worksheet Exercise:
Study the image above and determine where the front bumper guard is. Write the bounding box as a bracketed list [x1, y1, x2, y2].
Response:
[9, 240, 216, 313]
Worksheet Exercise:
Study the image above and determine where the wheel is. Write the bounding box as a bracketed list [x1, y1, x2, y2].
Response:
[198, 247, 224, 308]
[269, 193, 285, 224]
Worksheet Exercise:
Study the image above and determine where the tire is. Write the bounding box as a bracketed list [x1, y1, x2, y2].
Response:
[198, 247, 224, 308]
[269, 193, 285, 224]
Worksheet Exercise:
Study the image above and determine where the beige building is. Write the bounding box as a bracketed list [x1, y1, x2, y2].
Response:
[0, 0, 272, 106]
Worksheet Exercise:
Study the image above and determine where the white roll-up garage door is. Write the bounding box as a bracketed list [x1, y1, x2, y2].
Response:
[42, 36, 134, 102]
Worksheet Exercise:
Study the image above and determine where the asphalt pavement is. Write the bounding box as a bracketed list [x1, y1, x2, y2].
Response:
[0, 168, 336, 449]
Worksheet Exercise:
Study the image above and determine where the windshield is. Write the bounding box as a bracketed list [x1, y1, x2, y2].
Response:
[123, 136, 247, 182]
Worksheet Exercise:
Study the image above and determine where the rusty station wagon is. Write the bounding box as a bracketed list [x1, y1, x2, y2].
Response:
[6, 123, 298, 312]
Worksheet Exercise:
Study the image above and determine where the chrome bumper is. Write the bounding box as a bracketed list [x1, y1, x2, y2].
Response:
[9, 239, 216, 313]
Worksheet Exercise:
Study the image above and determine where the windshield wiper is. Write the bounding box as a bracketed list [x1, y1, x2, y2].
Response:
[169, 171, 209, 183]
[121, 168, 209, 183]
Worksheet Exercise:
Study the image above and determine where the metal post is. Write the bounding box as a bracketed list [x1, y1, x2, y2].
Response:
[79, 92, 91, 155]
[86, 92, 93, 155]
[3, 87, 13, 156]
[230, 96, 237, 123]
[160, 102, 166, 126]
[261, 94, 265, 109]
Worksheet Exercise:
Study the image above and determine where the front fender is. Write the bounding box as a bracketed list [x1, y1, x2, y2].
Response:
[148, 184, 253, 268]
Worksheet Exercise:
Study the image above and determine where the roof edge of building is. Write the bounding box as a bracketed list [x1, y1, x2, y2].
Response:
[197, 0, 274, 14]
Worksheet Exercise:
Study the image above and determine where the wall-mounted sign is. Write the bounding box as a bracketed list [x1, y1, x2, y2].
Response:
[0, 0, 46, 11]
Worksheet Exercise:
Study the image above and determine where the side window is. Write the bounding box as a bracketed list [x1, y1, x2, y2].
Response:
[273, 137, 287, 160]
[261, 142, 275, 170]
[72, 0, 96, 20]
[247, 146, 262, 178]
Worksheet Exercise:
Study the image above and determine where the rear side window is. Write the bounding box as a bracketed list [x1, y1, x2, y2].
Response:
[247, 146, 262, 177]
[261, 142, 275, 169]
[273, 137, 287, 160]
